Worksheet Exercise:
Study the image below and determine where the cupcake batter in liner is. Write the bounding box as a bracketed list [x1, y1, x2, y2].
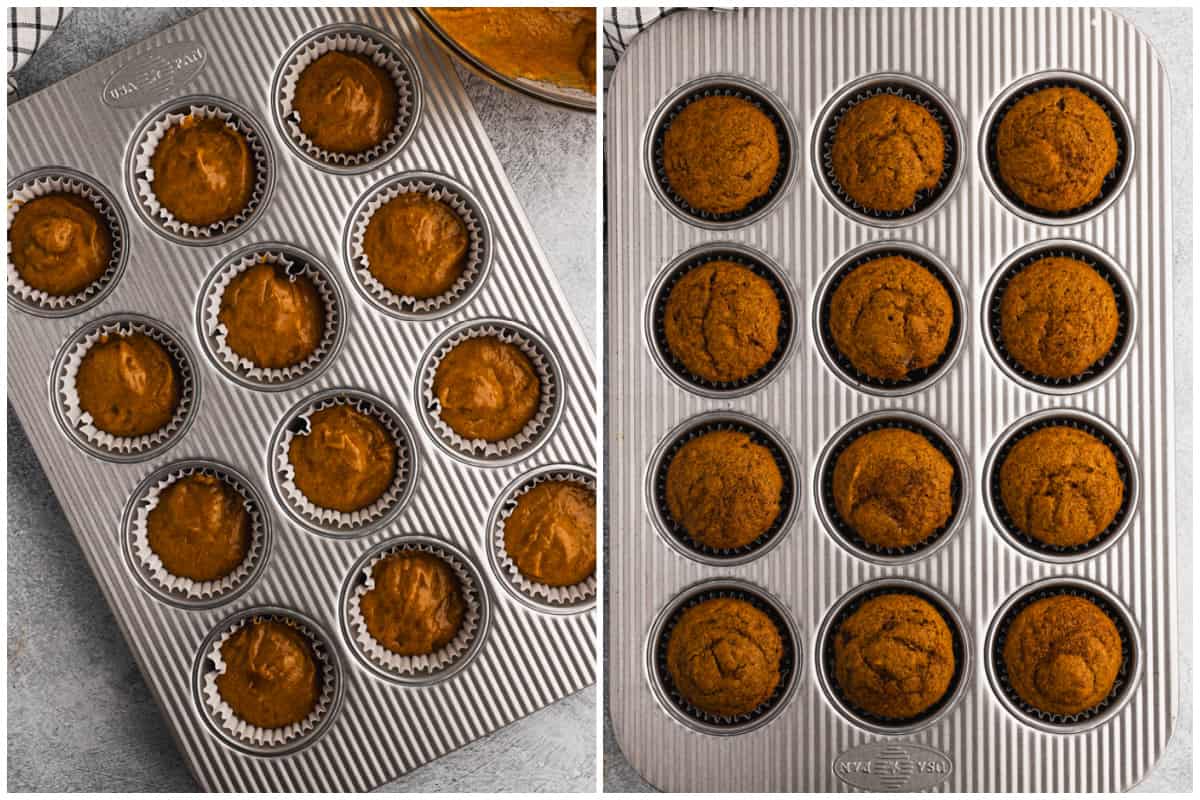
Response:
[202, 249, 341, 386]
[132, 103, 270, 240]
[55, 317, 197, 458]
[7, 173, 125, 313]
[201, 612, 336, 749]
[274, 394, 412, 532]
[420, 322, 559, 460]
[493, 469, 597, 607]
[347, 540, 482, 678]
[349, 176, 487, 315]
[277, 28, 416, 169]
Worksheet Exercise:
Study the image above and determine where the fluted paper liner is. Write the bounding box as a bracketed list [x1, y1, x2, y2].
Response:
[129, 464, 265, 600]
[56, 319, 196, 456]
[494, 470, 597, 606]
[278, 29, 415, 168]
[348, 541, 482, 676]
[133, 103, 270, 239]
[7, 174, 124, 312]
[350, 178, 486, 314]
[275, 394, 411, 530]
[421, 323, 558, 459]
[202, 613, 335, 748]
[202, 249, 340, 385]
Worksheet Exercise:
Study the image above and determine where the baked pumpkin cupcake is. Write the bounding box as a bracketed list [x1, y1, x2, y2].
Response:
[994, 86, 1118, 213]
[150, 116, 256, 227]
[831, 427, 955, 550]
[828, 255, 955, 382]
[218, 261, 325, 369]
[292, 51, 397, 154]
[76, 333, 179, 438]
[363, 194, 469, 300]
[9, 193, 111, 295]
[999, 256, 1119, 379]
[998, 426, 1124, 548]
[665, 596, 783, 717]
[662, 261, 781, 384]
[359, 551, 465, 657]
[833, 593, 956, 719]
[1002, 594, 1122, 716]
[664, 429, 783, 551]
[216, 619, 321, 729]
[661, 95, 781, 215]
[288, 404, 397, 513]
[831, 94, 945, 212]
[504, 480, 596, 587]
[146, 474, 251, 582]
[432, 336, 540, 442]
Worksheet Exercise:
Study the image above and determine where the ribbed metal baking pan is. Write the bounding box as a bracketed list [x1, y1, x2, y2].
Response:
[606, 7, 1175, 792]
[7, 7, 595, 792]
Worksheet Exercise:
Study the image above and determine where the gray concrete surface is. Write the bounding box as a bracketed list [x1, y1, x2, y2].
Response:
[602, 6, 1193, 793]
[6, 7, 596, 793]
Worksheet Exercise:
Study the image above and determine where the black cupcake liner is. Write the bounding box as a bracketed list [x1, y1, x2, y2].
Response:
[821, 584, 968, 729]
[819, 415, 965, 559]
[651, 83, 792, 225]
[984, 76, 1131, 220]
[988, 414, 1134, 558]
[817, 246, 963, 392]
[818, 81, 959, 221]
[986, 245, 1131, 390]
[653, 418, 796, 562]
[654, 585, 798, 728]
[650, 248, 794, 394]
[990, 583, 1135, 726]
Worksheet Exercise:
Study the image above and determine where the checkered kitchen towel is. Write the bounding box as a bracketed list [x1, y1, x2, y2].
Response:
[8, 6, 70, 95]
[602, 6, 730, 90]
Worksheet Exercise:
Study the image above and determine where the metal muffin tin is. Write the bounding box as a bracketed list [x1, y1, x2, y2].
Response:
[8, 7, 595, 792]
[607, 7, 1175, 792]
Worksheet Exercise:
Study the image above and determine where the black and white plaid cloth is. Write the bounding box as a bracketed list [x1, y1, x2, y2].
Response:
[7, 6, 70, 95]
[602, 6, 729, 90]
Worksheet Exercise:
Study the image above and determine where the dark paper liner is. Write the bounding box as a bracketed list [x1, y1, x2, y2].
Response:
[649, 245, 795, 396]
[983, 74, 1132, 222]
[987, 413, 1136, 559]
[816, 244, 964, 394]
[652, 416, 797, 563]
[985, 243, 1133, 391]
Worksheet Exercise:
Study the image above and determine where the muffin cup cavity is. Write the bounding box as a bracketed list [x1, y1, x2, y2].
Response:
[813, 73, 965, 226]
[417, 318, 563, 466]
[52, 314, 199, 462]
[980, 70, 1134, 225]
[647, 411, 800, 566]
[488, 464, 597, 613]
[7, 169, 127, 316]
[124, 460, 268, 608]
[129, 97, 273, 244]
[814, 241, 966, 396]
[270, 389, 416, 537]
[815, 578, 971, 735]
[646, 579, 801, 735]
[814, 410, 969, 565]
[983, 240, 1136, 394]
[197, 608, 341, 754]
[645, 242, 798, 398]
[199, 244, 346, 391]
[275, 24, 421, 172]
[985, 578, 1141, 732]
[342, 536, 488, 685]
[983, 408, 1139, 563]
[345, 172, 491, 319]
[645, 74, 798, 229]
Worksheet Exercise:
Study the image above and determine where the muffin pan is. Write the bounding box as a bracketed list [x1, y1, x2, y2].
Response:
[608, 7, 1175, 793]
[8, 8, 595, 792]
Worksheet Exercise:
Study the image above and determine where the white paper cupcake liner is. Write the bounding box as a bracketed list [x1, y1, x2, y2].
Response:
[278, 29, 415, 167]
[495, 470, 597, 606]
[350, 177, 486, 314]
[56, 318, 196, 456]
[128, 464, 265, 600]
[132, 103, 269, 240]
[202, 249, 340, 385]
[348, 541, 482, 676]
[202, 613, 336, 748]
[7, 173, 125, 311]
[421, 323, 559, 459]
[275, 394, 411, 530]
